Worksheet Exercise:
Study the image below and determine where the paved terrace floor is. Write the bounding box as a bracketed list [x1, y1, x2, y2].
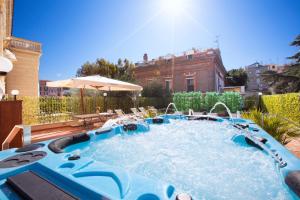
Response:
[285, 139, 300, 158]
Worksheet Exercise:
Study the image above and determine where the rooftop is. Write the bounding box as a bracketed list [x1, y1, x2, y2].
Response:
[135, 48, 221, 67]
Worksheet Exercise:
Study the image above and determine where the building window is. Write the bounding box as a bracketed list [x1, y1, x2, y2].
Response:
[186, 78, 194, 92]
[186, 55, 193, 60]
[165, 80, 171, 91]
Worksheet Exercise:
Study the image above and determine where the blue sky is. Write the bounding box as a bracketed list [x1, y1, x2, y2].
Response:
[13, 0, 300, 80]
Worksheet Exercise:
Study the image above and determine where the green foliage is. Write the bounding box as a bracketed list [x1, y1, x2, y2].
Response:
[142, 81, 164, 97]
[21, 96, 171, 125]
[76, 58, 136, 82]
[220, 92, 243, 113]
[242, 93, 300, 144]
[261, 93, 300, 125]
[204, 92, 220, 111]
[243, 95, 257, 110]
[225, 68, 248, 86]
[173, 92, 243, 113]
[288, 34, 300, 63]
[242, 109, 299, 144]
[173, 92, 203, 112]
[139, 97, 171, 110]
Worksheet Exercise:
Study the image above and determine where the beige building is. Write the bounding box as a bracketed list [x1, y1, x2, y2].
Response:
[0, 0, 41, 97]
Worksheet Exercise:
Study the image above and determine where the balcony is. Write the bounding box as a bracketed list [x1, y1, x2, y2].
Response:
[4, 37, 42, 53]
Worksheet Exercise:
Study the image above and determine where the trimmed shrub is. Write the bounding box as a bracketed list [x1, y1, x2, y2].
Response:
[173, 92, 203, 112]
[204, 92, 220, 111]
[220, 92, 243, 113]
[173, 92, 243, 113]
[262, 93, 300, 125]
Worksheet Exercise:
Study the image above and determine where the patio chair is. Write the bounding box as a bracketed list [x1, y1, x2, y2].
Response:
[114, 109, 126, 117]
[148, 106, 158, 117]
[188, 109, 194, 116]
[130, 108, 144, 118]
[138, 107, 148, 116]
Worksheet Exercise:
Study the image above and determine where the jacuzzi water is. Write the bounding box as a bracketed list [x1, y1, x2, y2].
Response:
[81, 120, 293, 199]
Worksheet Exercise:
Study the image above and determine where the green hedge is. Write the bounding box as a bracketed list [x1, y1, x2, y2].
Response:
[262, 93, 300, 125]
[173, 92, 203, 112]
[21, 96, 171, 125]
[173, 92, 243, 113]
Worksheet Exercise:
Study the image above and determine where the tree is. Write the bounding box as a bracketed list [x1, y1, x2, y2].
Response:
[142, 81, 164, 97]
[262, 34, 300, 93]
[288, 34, 300, 63]
[76, 58, 136, 82]
[117, 59, 135, 82]
[225, 68, 248, 86]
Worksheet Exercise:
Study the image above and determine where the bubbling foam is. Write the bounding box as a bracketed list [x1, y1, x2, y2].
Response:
[83, 120, 292, 199]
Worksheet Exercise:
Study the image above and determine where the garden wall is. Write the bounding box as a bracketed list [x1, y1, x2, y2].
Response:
[262, 93, 300, 125]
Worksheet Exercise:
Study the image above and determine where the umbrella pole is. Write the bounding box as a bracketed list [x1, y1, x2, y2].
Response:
[108, 87, 111, 112]
[80, 88, 85, 114]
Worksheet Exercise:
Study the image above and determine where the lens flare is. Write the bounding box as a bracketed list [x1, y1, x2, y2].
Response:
[161, 0, 184, 16]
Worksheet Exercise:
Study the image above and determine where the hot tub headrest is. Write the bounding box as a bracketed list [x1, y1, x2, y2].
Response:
[95, 127, 112, 135]
[48, 133, 90, 153]
[285, 170, 300, 197]
[152, 118, 164, 124]
[123, 124, 138, 131]
[189, 116, 218, 122]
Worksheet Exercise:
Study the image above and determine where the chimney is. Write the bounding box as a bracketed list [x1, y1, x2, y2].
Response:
[143, 53, 148, 63]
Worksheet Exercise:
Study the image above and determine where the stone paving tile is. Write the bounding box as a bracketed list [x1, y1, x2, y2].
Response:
[285, 138, 300, 158]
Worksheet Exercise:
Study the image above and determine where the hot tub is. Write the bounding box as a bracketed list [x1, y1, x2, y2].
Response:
[0, 115, 299, 200]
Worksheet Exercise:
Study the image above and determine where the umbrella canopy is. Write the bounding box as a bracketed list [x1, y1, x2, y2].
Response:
[46, 75, 143, 91]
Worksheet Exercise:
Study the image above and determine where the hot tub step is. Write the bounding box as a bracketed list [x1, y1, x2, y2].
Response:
[6, 171, 78, 200]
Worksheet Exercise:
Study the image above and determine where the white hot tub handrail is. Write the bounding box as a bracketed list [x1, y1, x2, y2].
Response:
[236, 127, 287, 168]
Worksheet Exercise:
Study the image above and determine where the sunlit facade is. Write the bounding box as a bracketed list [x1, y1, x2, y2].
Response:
[0, 0, 41, 96]
[135, 48, 226, 93]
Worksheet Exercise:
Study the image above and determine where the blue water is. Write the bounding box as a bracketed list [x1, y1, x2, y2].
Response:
[82, 120, 293, 200]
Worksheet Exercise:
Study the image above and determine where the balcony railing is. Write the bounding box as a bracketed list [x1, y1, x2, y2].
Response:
[4, 37, 41, 53]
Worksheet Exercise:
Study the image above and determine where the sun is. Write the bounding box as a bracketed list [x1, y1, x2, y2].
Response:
[161, 0, 184, 17]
